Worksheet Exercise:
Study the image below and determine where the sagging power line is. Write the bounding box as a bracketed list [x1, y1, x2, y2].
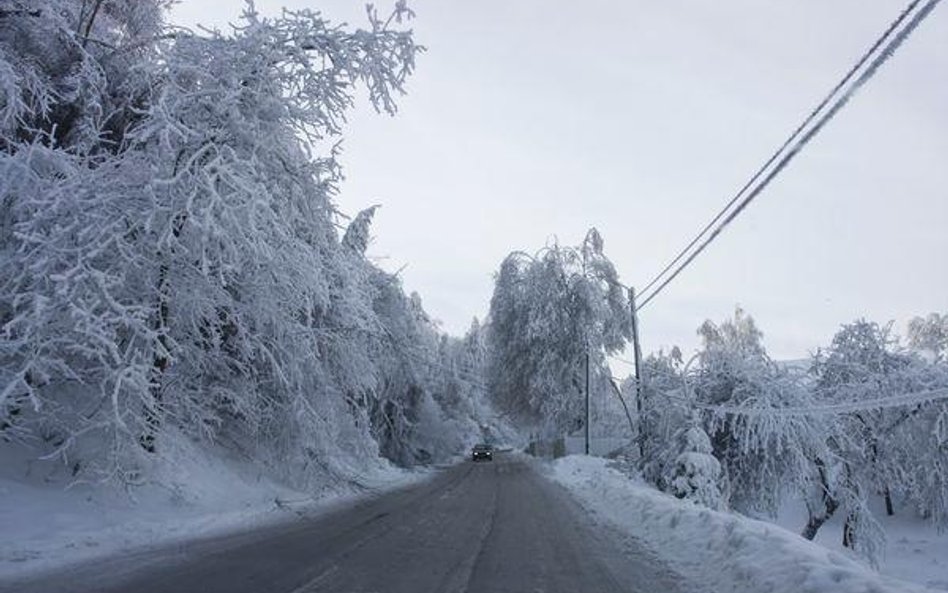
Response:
[644, 384, 948, 417]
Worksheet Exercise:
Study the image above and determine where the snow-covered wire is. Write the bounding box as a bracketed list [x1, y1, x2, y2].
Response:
[693, 387, 948, 417]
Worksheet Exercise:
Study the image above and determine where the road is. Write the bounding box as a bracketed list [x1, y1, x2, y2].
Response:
[3, 454, 685, 593]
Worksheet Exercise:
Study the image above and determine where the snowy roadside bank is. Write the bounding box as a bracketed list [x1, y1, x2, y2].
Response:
[0, 441, 432, 581]
[548, 455, 938, 593]
[773, 497, 948, 590]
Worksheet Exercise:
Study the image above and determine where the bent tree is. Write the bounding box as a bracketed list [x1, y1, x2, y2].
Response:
[486, 229, 631, 436]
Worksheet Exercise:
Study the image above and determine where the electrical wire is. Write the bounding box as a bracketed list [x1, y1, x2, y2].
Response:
[697, 386, 948, 417]
[637, 0, 924, 300]
[635, 0, 941, 311]
[636, 382, 948, 417]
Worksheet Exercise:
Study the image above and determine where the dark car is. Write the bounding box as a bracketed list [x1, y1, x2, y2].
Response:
[471, 443, 494, 462]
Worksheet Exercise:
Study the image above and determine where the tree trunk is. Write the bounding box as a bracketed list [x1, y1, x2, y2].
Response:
[803, 510, 832, 541]
[842, 513, 857, 549]
[140, 261, 170, 453]
[140, 211, 186, 453]
[80, 0, 104, 47]
[841, 464, 858, 550]
[801, 458, 838, 541]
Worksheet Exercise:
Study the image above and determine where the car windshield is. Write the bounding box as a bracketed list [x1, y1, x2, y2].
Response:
[473, 444, 492, 451]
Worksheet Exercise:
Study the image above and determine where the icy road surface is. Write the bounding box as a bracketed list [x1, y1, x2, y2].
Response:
[3, 454, 684, 593]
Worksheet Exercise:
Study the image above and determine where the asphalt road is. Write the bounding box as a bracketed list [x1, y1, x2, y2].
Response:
[3, 454, 685, 593]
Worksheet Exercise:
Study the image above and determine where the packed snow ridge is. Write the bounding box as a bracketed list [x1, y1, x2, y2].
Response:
[551, 456, 938, 593]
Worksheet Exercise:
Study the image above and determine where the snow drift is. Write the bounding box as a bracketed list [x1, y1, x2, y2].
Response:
[550, 455, 936, 593]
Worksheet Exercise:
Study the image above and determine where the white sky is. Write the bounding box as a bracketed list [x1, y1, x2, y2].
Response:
[170, 1, 948, 362]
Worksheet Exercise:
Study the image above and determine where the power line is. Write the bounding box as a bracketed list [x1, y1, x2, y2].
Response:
[636, 0, 941, 311]
[639, 383, 948, 417]
[637, 0, 922, 301]
[698, 386, 948, 417]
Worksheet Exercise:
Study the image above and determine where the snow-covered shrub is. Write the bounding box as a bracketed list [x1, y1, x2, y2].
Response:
[665, 418, 724, 510]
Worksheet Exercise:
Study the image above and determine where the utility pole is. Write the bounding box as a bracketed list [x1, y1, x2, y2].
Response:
[584, 348, 590, 455]
[629, 287, 645, 459]
[582, 241, 591, 456]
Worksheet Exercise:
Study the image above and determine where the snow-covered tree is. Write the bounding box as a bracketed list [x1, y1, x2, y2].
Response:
[632, 308, 948, 563]
[690, 307, 809, 514]
[0, 1, 498, 485]
[908, 312, 948, 363]
[486, 229, 630, 436]
[813, 320, 948, 532]
[811, 321, 906, 505]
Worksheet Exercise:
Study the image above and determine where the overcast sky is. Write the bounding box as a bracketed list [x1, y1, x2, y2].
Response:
[171, 1, 947, 364]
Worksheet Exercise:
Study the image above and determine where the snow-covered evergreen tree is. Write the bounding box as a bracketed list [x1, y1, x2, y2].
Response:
[665, 416, 724, 510]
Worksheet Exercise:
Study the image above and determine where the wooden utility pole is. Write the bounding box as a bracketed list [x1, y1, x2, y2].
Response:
[629, 287, 645, 458]
[581, 242, 593, 456]
[584, 349, 590, 455]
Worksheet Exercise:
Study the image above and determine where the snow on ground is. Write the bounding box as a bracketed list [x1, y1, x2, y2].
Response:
[0, 437, 428, 581]
[865, 516, 948, 591]
[549, 455, 941, 593]
[774, 498, 948, 591]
